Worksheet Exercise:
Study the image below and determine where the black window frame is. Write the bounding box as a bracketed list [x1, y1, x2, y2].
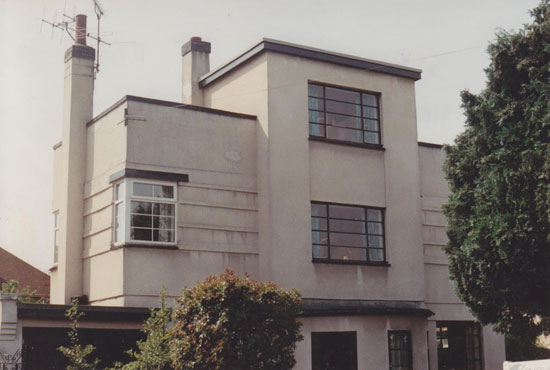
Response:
[311, 201, 387, 266]
[388, 330, 413, 370]
[308, 82, 382, 149]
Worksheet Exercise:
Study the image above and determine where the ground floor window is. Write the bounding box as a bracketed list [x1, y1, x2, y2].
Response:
[436, 321, 482, 370]
[388, 330, 412, 370]
[311, 331, 358, 370]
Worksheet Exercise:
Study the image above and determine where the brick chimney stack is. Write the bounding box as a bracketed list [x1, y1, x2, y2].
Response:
[181, 36, 211, 106]
[50, 14, 95, 304]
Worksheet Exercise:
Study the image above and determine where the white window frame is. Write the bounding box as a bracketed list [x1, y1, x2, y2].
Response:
[113, 178, 178, 247]
[53, 211, 59, 264]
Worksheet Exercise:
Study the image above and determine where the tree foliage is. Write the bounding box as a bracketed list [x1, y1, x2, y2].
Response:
[0, 279, 48, 304]
[58, 299, 100, 370]
[170, 270, 303, 370]
[444, 0, 550, 337]
[111, 287, 172, 370]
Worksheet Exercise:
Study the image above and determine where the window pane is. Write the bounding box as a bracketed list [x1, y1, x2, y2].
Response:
[154, 229, 174, 242]
[330, 233, 366, 247]
[390, 350, 402, 365]
[309, 110, 325, 124]
[330, 246, 366, 261]
[312, 245, 328, 259]
[363, 118, 379, 131]
[364, 131, 380, 144]
[367, 209, 383, 222]
[131, 228, 152, 241]
[311, 203, 327, 217]
[131, 201, 152, 215]
[362, 106, 379, 119]
[131, 214, 152, 228]
[390, 334, 402, 348]
[54, 213, 58, 227]
[367, 222, 383, 235]
[389, 332, 411, 370]
[368, 235, 384, 249]
[326, 113, 362, 129]
[326, 100, 361, 117]
[329, 205, 365, 220]
[312, 231, 328, 245]
[308, 84, 323, 98]
[330, 219, 365, 233]
[133, 183, 153, 197]
[369, 248, 384, 261]
[153, 185, 174, 199]
[362, 93, 378, 106]
[309, 123, 325, 137]
[327, 126, 362, 143]
[308, 97, 324, 111]
[326, 86, 360, 104]
[153, 203, 174, 216]
[153, 216, 174, 229]
[311, 217, 327, 231]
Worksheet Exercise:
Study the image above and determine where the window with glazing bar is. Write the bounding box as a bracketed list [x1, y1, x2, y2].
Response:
[308, 83, 381, 145]
[311, 202, 385, 263]
[388, 330, 412, 370]
[113, 179, 177, 245]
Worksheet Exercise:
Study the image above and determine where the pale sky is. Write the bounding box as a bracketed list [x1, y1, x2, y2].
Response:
[0, 0, 540, 271]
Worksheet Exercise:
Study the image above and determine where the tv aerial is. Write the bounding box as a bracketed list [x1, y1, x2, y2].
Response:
[41, 0, 111, 78]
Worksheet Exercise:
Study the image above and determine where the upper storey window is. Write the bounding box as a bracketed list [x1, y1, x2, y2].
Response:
[308, 83, 381, 145]
[114, 179, 177, 245]
[311, 202, 386, 264]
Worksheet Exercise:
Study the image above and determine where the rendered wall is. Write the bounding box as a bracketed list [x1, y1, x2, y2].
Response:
[296, 315, 429, 370]
[117, 101, 258, 306]
[204, 51, 425, 302]
[80, 103, 128, 304]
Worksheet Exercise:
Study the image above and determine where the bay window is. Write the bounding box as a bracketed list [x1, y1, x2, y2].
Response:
[113, 179, 177, 245]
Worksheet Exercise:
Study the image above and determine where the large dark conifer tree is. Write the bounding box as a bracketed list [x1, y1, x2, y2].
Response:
[444, 1, 550, 340]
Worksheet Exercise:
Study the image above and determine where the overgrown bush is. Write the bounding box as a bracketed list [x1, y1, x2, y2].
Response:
[170, 270, 303, 370]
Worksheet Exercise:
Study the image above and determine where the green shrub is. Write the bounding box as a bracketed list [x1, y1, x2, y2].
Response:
[170, 270, 303, 370]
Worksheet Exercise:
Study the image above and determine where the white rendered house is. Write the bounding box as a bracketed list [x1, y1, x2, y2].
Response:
[43, 16, 506, 369]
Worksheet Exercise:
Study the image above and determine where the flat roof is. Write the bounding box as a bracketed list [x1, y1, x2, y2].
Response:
[87, 95, 257, 127]
[200, 38, 422, 88]
[18, 302, 151, 322]
[418, 141, 444, 149]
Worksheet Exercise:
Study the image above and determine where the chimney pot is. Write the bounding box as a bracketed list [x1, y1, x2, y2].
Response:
[191, 36, 202, 41]
[75, 14, 87, 45]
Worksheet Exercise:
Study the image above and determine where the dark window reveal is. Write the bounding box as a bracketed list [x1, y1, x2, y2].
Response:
[308, 83, 381, 146]
[388, 330, 412, 370]
[311, 331, 358, 370]
[311, 202, 385, 263]
[436, 322, 482, 370]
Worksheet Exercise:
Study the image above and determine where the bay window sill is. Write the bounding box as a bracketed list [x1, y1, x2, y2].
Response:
[111, 242, 178, 250]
